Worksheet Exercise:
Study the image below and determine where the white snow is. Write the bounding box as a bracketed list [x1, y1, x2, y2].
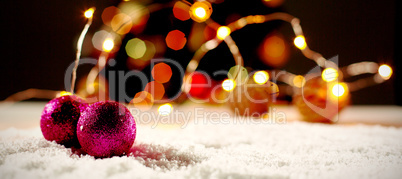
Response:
[1, 122, 402, 178]
[1, 103, 402, 178]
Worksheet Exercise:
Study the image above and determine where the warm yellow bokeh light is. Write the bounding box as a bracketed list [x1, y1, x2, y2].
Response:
[293, 75, 306, 88]
[378, 64, 392, 79]
[59, 91, 72, 96]
[222, 79, 236, 92]
[102, 38, 114, 52]
[126, 38, 147, 59]
[253, 71, 269, 85]
[84, 8, 95, 18]
[332, 82, 348, 97]
[294, 35, 307, 50]
[228, 65, 248, 85]
[189, 1, 212, 22]
[322, 68, 339, 82]
[158, 103, 173, 116]
[217, 26, 231, 40]
[194, 7, 206, 19]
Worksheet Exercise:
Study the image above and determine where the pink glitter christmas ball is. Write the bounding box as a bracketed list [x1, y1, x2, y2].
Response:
[40, 95, 88, 147]
[77, 101, 136, 158]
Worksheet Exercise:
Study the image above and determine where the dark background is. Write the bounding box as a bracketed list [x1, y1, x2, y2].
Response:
[0, 0, 399, 105]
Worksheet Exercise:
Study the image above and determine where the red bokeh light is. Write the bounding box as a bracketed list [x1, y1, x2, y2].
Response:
[165, 30, 187, 51]
[151, 62, 172, 83]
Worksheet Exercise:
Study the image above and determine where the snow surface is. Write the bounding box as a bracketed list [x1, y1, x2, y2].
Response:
[1, 121, 402, 179]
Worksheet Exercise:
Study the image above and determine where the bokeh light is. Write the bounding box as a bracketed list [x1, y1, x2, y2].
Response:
[92, 31, 121, 52]
[59, 91, 72, 97]
[228, 65, 248, 85]
[217, 26, 231, 40]
[189, 1, 212, 23]
[93, 30, 109, 51]
[84, 8, 95, 18]
[331, 82, 348, 98]
[294, 35, 307, 50]
[185, 72, 211, 99]
[131, 91, 154, 111]
[165, 30, 187, 51]
[262, 0, 285, 8]
[378, 64, 392, 79]
[222, 79, 236, 92]
[195, 7, 206, 19]
[292, 75, 306, 88]
[188, 23, 207, 51]
[173, 1, 190, 21]
[322, 68, 339, 82]
[126, 38, 146, 59]
[253, 71, 269, 85]
[111, 13, 133, 35]
[127, 57, 150, 70]
[102, 6, 120, 26]
[118, 2, 149, 34]
[258, 33, 289, 67]
[144, 81, 165, 101]
[140, 40, 156, 61]
[76, 76, 109, 102]
[102, 38, 114, 52]
[158, 103, 173, 116]
[152, 62, 172, 83]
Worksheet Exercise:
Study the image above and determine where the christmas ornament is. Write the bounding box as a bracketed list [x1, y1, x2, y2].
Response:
[293, 76, 350, 123]
[40, 95, 88, 147]
[228, 74, 279, 116]
[77, 101, 136, 158]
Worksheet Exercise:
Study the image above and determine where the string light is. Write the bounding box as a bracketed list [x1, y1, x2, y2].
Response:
[185, 12, 330, 80]
[378, 64, 392, 79]
[102, 38, 114, 52]
[222, 79, 236, 92]
[70, 7, 95, 93]
[217, 26, 231, 40]
[331, 82, 348, 99]
[293, 35, 307, 50]
[1, 1, 394, 118]
[253, 71, 269, 85]
[84, 8, 95, 18]
[194, 7, 206, 19]
[322, 68, 338, 82]
[189, 1, 212, 23]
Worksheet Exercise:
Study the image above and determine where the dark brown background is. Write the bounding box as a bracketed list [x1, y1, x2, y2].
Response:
[0, 0, 399, 105]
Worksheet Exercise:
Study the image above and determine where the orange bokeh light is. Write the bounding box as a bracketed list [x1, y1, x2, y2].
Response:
[102, 6, 120, 26]
[173, 1, 190, 21]
[131, 91, 154, 111]
[258, 33, 289, 67]
[151, 62, 172, 83]
[189, 1, 212, 23]
[262, 0, 285, 8]
[111, 13, 133, 35]
[144, 81, 165, 100]
[165, 30, 187, 51]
